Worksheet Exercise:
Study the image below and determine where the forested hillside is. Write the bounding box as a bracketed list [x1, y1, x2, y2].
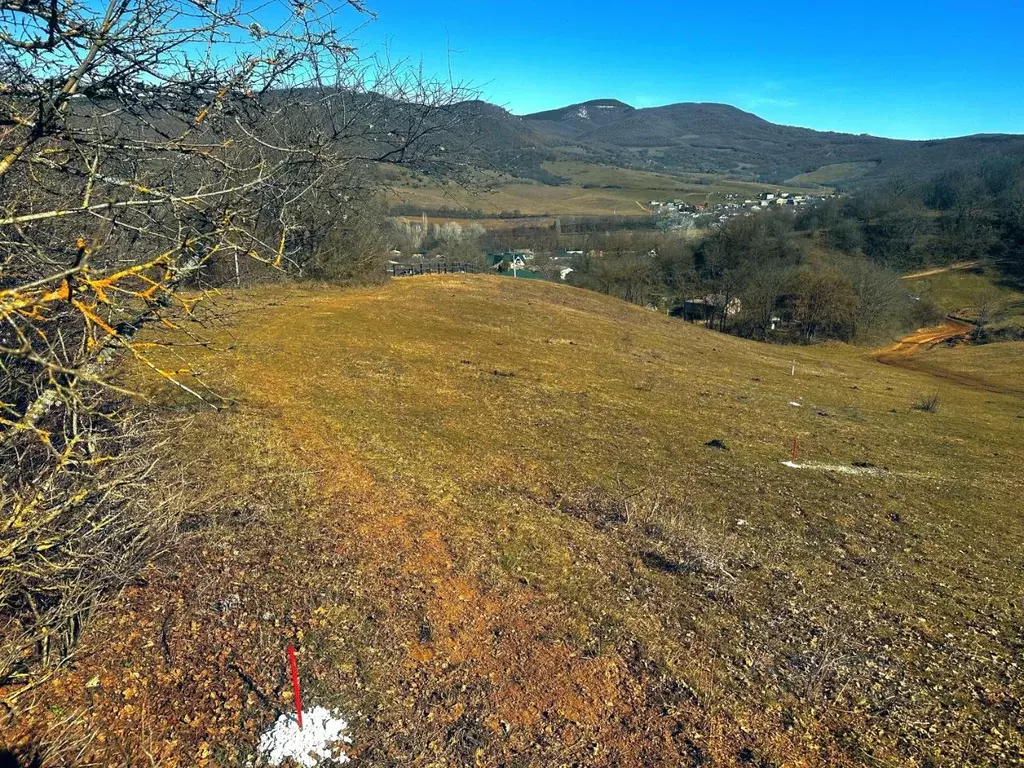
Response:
[451, 98, 1024, 186]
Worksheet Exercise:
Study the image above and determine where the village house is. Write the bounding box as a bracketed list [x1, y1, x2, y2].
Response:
[487, 252, 529, 270]
[671, 294, 743, 323]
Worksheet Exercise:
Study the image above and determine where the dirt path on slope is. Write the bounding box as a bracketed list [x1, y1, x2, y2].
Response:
[876, 319, 974, 358]
[875, 319, 1024, 396]
[1, 406, 690, 767]
[901, 261, 980, 280]
[2, 329, 723, 766]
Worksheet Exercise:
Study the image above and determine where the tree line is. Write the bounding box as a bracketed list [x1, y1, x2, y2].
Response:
[806, 158, 1024, 271]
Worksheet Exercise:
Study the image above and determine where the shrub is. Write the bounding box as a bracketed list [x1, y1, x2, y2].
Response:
[307, 204, 392, 285]
[0, 0, 463, 691]
[0, 404, 179, 690]
[912, 393, 941, 413]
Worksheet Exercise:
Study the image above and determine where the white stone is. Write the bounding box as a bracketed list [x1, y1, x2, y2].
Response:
[257, 706, 353, 767]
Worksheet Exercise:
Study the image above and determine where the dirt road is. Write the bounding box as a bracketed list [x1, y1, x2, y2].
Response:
[875, 319, 1024, 395]
[876, 319, 974, 359]
[901, 261, 980, 280]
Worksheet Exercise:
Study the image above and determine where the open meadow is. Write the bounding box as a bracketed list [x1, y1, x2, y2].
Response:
[384, 162, 821, 217]
[3, 276, 1021, 767]
[3, 0, 1023, 765]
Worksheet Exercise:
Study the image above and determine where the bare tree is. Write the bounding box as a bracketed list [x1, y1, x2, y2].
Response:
[972, 285, 1003, 342]
[739, 260, 796, 340]
[844, 257, 908, 343]
[794, 266, 857, 342]
[0, 0, 467, 688]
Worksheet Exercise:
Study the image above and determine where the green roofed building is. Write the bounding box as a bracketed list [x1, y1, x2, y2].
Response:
[486, 252, 545, 280]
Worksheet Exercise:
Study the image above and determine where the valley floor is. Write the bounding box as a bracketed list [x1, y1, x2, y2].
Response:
[3, 276, 1022, 767]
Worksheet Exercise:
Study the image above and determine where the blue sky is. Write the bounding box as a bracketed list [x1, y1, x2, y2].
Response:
[350, 0, 1024, 140]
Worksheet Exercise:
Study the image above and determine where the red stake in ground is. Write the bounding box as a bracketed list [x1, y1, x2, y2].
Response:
[792, 438, 799, 461]
[288, 644, 303, 729]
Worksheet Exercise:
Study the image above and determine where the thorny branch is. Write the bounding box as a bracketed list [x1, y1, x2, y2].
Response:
[0, 0, 473, 688]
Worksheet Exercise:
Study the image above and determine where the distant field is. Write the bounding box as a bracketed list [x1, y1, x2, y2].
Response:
[545, 161, 821, 205]
[384, 162, 822, 216]
[384, 173, 653, 216]
[785, 161, 877, 186]
[393, 215, 565, 231]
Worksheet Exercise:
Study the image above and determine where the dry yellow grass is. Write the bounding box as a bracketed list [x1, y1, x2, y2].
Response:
[904, 267, 1024, 316]
[4, 276, 1022, 766]
[896, 339, 1024, 394]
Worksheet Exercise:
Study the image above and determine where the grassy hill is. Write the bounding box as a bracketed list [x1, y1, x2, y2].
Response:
[5, 277, 1022, 766]
[904, 263, 1024, 338]
[784, 162, 878, 186]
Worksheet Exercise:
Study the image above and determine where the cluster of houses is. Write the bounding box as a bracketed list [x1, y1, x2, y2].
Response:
[749, 190, 816, 207]
[486, 250, 544, 279]
[652, 190, 835, 230]
[386, 248, 563, 280]
[482, 249, 581, 281]
[647, 199, 702, 214]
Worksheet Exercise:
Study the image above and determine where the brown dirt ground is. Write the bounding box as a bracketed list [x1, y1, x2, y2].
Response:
[899, 262, 980, 281]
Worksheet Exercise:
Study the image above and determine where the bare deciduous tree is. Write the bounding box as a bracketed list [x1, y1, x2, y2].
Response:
[739, 260, 796, 340]
[0, 0, 468, 689]
[794, 266, 857, 342]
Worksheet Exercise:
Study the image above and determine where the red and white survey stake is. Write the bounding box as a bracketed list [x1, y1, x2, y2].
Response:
[792, 438, 799, 461]
[288, 644, 303, 729]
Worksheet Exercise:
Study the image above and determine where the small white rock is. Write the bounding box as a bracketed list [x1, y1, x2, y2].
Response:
[257, 706, 353, 767]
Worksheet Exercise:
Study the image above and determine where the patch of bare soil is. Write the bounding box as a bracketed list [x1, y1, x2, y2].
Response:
[900, 261, 980, 280]
[873, 320, 1024, 395]
[876, 320, 974, 359]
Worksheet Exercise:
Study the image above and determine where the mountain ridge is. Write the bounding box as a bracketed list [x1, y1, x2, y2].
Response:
[520, 98, 1021, 143]
[455, 97, 1024, 186]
